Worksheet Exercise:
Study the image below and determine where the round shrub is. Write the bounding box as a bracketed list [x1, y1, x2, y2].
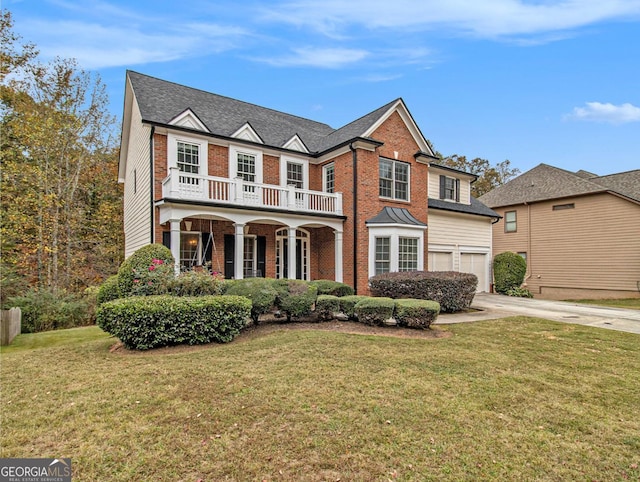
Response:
[96, 295, 251, 350]
[394, 299, 440, 329]
[97, 275, 121, 304]
[315, 294, 340, 321]
[369, 271, 477, 313]
[274, 279, 318, 322]
[354, 297, 395, 326]
[117, 244, 175, 297]
[493, 252, 527, 294]
[225, 278, 279, 323]
[310, 280, 355, 297]
[338, 295, 370, 319]
[169, 270, 225, 297]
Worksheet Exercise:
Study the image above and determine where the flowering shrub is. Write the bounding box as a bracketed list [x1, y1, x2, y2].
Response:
[130, 258, 174, 296]
[117, 244, 175, 296]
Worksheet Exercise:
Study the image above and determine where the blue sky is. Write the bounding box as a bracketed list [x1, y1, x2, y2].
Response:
[6, 0, 640, 175]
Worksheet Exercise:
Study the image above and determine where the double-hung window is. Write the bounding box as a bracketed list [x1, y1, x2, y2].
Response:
[439, 175, 459, 201]
[398, 237, 418, 271]
[177, 142, 200, 185]
[375, 237, 390, 275]
[286, 162, 304, 188]
[505, 211, 517, 232]
[323, 163, 335, 193]
[379, 158, 409, 201]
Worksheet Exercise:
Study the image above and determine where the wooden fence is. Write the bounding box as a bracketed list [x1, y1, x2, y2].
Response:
[1, 307, 21, 346]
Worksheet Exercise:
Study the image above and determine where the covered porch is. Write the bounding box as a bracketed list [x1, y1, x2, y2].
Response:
[156, 203, 345, 282]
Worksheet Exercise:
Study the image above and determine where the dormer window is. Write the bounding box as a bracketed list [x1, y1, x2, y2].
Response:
[439, 175, 460, 202]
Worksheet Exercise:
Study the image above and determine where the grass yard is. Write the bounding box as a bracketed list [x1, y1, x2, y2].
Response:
[1, 319, 639, 481]
[569, 298, 640, 310]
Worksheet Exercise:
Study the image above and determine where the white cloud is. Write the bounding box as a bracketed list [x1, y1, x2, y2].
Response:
[261, 0, 640, 40]
[18, 18, 251, 69]
[255, 47, 369, 68]
[566, 102, 640, 124]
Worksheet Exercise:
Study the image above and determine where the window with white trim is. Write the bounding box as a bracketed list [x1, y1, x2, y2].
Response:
[368, 225, 425, 278]
[379, 158, 409, 201]
[229, 145, 263, 185]
[286, 161, 304, 188]
[323, 163, 335, 193]
[398, 237, 418, 271]
[180, 232, 202, 269]
[375, 237, 390, 275]
[177, 142, 200, 174]
[237, 152, 256, 183]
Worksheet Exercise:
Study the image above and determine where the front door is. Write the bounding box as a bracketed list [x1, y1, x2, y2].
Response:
[275, 228, 309, 280]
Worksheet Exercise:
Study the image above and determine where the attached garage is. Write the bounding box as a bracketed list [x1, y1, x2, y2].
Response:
[428, 251, 453, 271]
[460, 252, 488, 292]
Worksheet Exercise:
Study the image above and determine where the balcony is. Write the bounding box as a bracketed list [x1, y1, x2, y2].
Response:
[162, 167, 343, 216]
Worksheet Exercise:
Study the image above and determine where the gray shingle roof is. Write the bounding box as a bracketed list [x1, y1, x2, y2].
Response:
[128, 71, 399, 155]
[591, 170, 640, 203]
[478, 163, 640, 207]
[428, 197, 501, 218]
[365, 207, 427, 226]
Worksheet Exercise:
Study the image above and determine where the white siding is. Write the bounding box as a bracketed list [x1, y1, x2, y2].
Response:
[123, 94, 152, 258]
[428, 169, 472, 205]
[427, 210, 493, 292]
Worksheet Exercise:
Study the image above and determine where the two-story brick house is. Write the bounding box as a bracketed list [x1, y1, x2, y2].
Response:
[426, 164, 501, 292]
[119, 71, 440, 294]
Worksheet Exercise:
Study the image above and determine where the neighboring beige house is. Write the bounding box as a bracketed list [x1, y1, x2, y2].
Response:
[479, 163, 640, 299]
[427, 164, 501, 292]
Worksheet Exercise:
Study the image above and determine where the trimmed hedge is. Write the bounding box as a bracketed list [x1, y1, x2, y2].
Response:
[338, 295, 369, 319]
[97, 275, 121, 304]
[369, 271, 477, 313]
[493, 251, 527, 294]
[310, 280, 355, 297]
[354, 297, 395, 326]
[224, 278, 279, 323]
[275, 279, 318, 322]
[394, 299, 440, 329]
[96, 295, 251, 350]
[169, 270, 225, 297]
[315, 294, 340, 321]
[117, 244, 175, 296]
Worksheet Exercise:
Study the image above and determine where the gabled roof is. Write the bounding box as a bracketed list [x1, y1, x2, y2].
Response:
[428, 197, 501, 219]
[365, 207, 427, 226]
[478, 163, 640, 207]
[125, 71, 435, 158]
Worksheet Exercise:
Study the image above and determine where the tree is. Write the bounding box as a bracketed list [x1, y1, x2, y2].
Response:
[436, 154, 520, 198]
[1, 10, 123, 293]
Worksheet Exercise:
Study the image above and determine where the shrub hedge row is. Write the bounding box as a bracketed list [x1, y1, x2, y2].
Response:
[315, 294, 340, 321]
[369, 271, 477, 312]
[354, 297, 396, 326]
[394, 299, 441, 329]
[224, 278, 279, 323]
[96, 295, 251, 350]
[310, 280, 355, 297]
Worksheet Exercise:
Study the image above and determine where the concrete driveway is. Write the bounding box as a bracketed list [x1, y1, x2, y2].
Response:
[437, 292, 640, 334]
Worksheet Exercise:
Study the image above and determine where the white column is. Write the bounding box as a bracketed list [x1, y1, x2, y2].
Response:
[334, 230, 343, 282]
[170, 219, 181, 275]
[287, 227, 297, 279]
[234, 223, 245, 280]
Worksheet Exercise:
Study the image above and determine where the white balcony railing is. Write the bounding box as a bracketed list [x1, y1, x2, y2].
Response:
[162, 167, 343, 216]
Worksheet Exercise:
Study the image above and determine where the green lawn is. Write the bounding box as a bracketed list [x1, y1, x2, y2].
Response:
[569, 298, 640, 310]
[1, 320, 639, 481]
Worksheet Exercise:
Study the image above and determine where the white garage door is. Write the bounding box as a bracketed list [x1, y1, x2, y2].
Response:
[460, 253, 487, 292]
[429, 251, 453, 271]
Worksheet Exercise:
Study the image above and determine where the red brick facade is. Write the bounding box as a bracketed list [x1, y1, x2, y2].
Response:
[153, 108, 430, 293]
